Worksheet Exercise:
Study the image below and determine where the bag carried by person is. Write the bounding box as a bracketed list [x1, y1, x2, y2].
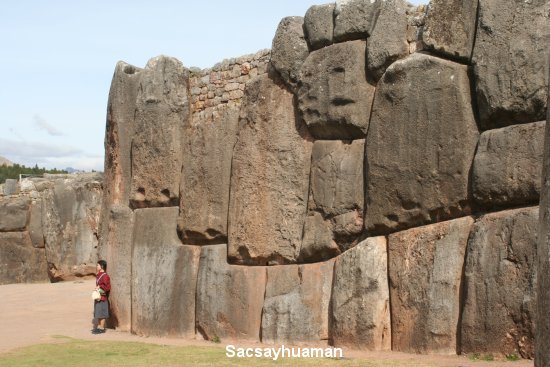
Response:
[92, 290, 101, 300]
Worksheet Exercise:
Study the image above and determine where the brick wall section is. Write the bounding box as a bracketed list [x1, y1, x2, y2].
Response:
[189, 49, 271, 113]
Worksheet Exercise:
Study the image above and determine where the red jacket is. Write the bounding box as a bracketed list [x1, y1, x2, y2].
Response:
[96, 271, 111, 301]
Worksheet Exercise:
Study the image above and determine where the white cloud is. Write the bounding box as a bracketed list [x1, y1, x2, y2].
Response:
[33, 115, 65, 136]
[0, 138, 104, 171]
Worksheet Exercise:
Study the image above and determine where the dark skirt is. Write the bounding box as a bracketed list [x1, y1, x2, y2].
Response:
[94, 300, 110, 319]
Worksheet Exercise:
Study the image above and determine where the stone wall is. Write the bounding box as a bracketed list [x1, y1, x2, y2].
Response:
[99, 0, 548, 360]
[0, 173, 103, 284]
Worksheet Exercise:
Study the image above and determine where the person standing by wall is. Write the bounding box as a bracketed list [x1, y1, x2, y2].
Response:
[92, 260, 111, 334]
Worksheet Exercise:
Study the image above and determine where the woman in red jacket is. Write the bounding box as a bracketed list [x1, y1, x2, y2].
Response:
[92, 260, 111, 334]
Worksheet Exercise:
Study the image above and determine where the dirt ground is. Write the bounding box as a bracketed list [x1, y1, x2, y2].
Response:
[0, 280, 534, 367]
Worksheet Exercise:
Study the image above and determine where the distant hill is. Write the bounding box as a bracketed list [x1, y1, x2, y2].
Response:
[0, 156, 13, 167]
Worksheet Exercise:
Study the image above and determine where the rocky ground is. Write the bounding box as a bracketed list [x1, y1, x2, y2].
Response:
[0, 280, 534, 367]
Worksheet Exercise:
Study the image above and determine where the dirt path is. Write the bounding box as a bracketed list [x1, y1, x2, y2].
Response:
[0, 280, 534, 367]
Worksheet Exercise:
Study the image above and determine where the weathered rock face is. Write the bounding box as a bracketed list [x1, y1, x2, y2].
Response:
[406, 4, 426, 54]
[28, 199, 44, 248]
[270, 16, 309, 91]
[303, 3, 335, 51]
[130, 56, 189, 208]
[262, 260, 334, 343]
[42, 174, 102, 281]
[300, 139, 364, 261]
[228, 73, 313, 265]
[0, 197, 29, 232]
[298, 40, 375, 139]
[196, 244, 266, 341]
[461, 207, 538, 358]
[178, 104, 240, 244]
[366, 0, 409, 81]
[365, 53, 479, 235]
[132, 207, 200, 337]
[333, 0, 379, 42]
[389, 217, 474, 354]
[472, 0, 549, 129]
[99, 204, 134, 331]
[422, 0, 478, 61]
[473, 121, 545, 208]
[536, 94, 550, 366]
[0, 231, 48, 285]
[330, 236, 390, 350]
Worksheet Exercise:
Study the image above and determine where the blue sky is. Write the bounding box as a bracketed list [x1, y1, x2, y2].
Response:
[0, 0, 425, 171]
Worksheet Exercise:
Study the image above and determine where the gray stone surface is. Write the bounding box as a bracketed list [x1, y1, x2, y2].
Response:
[0, 197, 29, 232]
[270, 16, 309, 91]
[473, 121, 545, 208]
[330, 236, 390, 350]
[366, 0, 409, 81]
[298, 41, 375, 139]
[228, 73, 313, 265]
[301, 140, 365, 260]
[99, 204, 134, 331]
[299, 212, 340, 263]
[472, 0, 549, 129]
[422, 0, 478, 61]
[28, 199, 44, 248]
[178, 104, 240, 244]
[365, 53, 479, 234]
[462, 207, 537, 359]
[0, 231, 48, 285]
[130, 56, 189, 208]
[261, 260, 334, 343]
[303, 3, 335, 51]
[196, 244, 266, 341]
[3, 179, 17, 195]
[389, 217, 474, 354]
[42, 175, 102, 281]
[333, 0, 379, 42]
[536, 93, 550, 366]
[132, 207, 200, 337]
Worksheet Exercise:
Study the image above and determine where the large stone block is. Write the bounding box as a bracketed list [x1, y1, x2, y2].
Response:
[3, 179, 17, 195]
[422, 0, 478, 61]
[0, 197, 29, 232]
[130, 56, 189, 208]
[28, 199, 44, 248]
[228, 73, 313, 265]
[303, 3, 335, 51]
[178, 104, 240, 244]
[98, 204, 134, 331]
[472, 121, 545, 208]
[261, 260, 334, 343]
[472, 0, 549, 129]
[333, 0, 379, 42]
[196, 244, 266, 341]
[536, 93, 550, 366]
[330, 236, 390, 350]
[366, 0, 409, 81]
[42, 175, 102, 281]
[300, 140, 364, 262]
[389, 217, 474, 354]
[270, 16, 309, 91]
[462, 207, 537, 358]
[132, 207, 199, 337]
[298, 41, 375, 140]
[0, 231, 48, 285]
[365, 53, 479, 235]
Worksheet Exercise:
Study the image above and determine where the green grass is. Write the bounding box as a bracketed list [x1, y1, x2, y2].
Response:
[0, 336, 444, 367]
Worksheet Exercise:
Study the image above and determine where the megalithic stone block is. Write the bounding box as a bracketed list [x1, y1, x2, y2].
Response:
[132, 207, 200, 337]
[461, 207, 537, 358]
[389, 216, 473, 354]
[365, 53, 479, 235]
[228, 73, 312, 265]
[196, 244, 266, 341]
